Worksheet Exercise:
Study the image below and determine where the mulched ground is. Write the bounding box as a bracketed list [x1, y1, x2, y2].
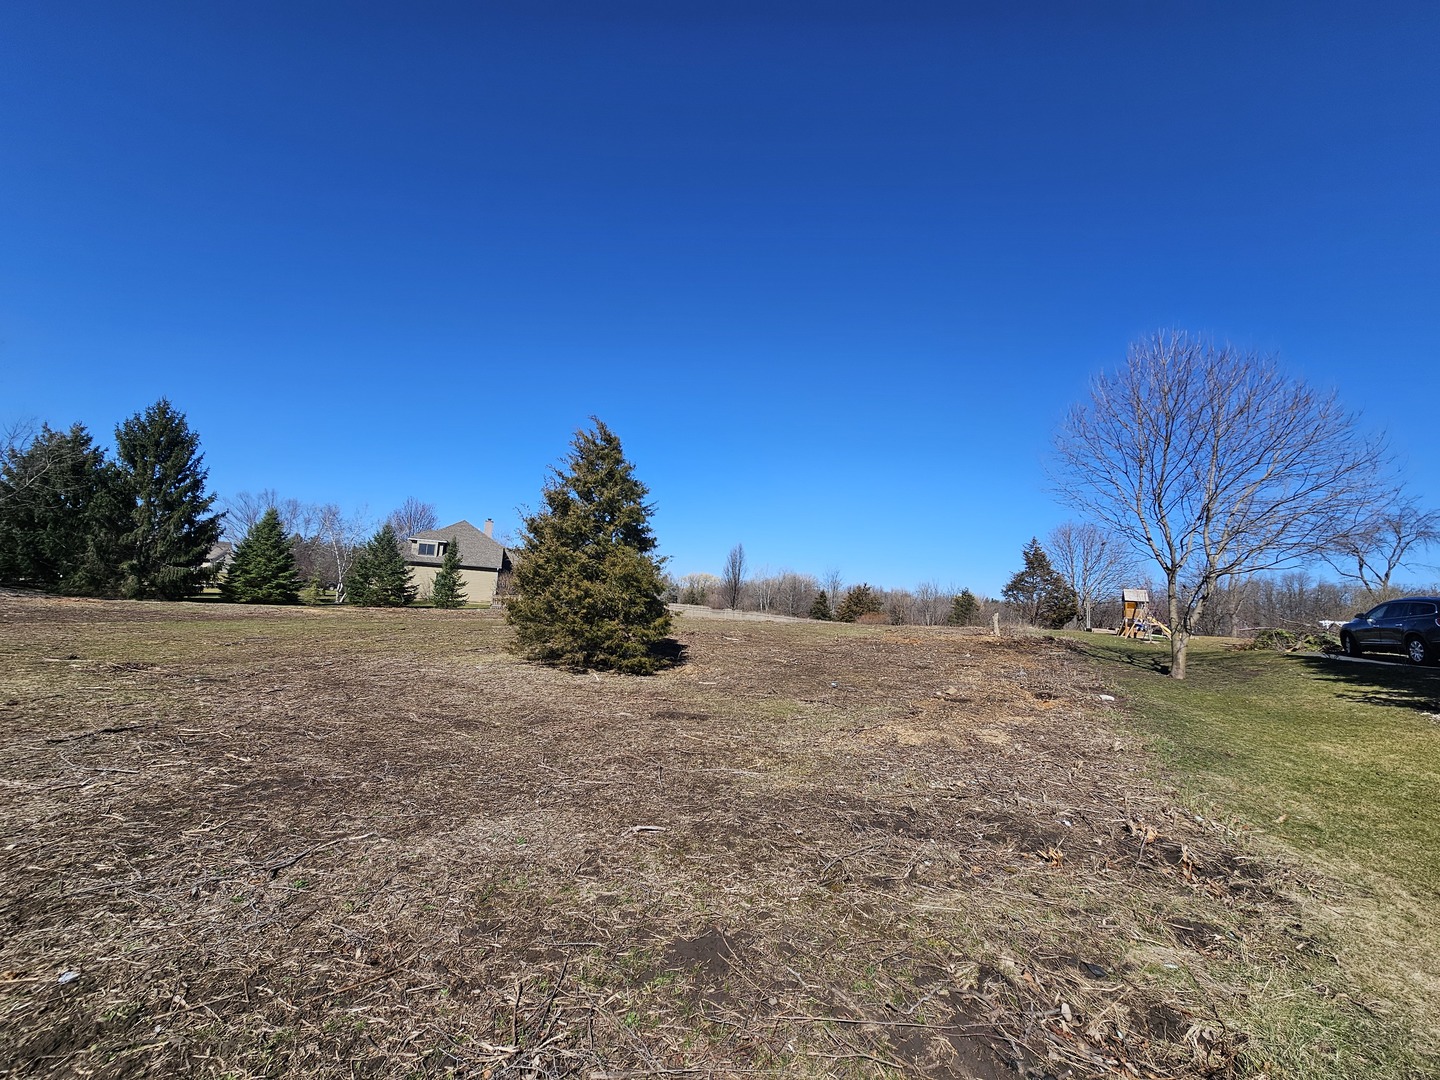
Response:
[0, 595, 1312, 1078]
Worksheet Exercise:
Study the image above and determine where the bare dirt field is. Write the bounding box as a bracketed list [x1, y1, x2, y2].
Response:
[0, 595, 1342, 1077]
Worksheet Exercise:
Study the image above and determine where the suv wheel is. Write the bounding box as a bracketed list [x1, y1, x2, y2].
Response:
[1341, 632, 1362, 658]
[1405, 636, 1431, 665]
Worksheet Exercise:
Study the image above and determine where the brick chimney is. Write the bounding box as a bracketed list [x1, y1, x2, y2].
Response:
[483, 519, 494, 537]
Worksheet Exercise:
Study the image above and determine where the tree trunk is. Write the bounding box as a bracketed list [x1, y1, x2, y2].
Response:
[1168, 583, 1188, 680]
[1083, 595, 1093, 632]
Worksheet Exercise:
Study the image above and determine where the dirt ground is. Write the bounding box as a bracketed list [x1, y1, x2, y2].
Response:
[0, 595, 1330, 1078]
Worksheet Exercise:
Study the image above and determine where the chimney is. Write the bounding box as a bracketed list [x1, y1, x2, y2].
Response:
[483, 519, 494, 537]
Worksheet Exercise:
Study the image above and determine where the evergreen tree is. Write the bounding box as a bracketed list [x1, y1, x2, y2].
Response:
[948, 588, 980, 626]
[429, 535, 468, 609]
[344, 524, 416, 606]
[0, 424, 127, 595]
[300, 575, 324, 605]
[113, 400, 222, 600]
[835, 583, 883, 622]
[221, 507, 302, 604]
[343, 537, 374, 605]
[507, 418, 673, 673]
[808, 589, 833, 620]
[1002, 538, 1078, 628]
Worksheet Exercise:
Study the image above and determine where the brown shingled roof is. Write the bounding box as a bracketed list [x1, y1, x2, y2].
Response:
[405, 520, 508, 571]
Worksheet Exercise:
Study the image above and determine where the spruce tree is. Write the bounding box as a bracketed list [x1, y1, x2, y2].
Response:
[948, 588, 980, 626]
[809, 589, 833, 621]
[221, 507, 302, 604]
[836, 583, 883, 622]
[1002, 538, 1078, 628]
[343, 549, 370, 604]
[0, 424, 127, 595]
[345, 524, 416, 606]
[507, 418, 673, 673]
[429, 535, 468, 609]
[114, 399, 222, 599]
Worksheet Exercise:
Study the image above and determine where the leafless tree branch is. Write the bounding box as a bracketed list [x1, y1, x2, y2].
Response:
[1054, 331, 1386, 678]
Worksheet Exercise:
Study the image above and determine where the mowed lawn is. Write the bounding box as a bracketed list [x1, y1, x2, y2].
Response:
[1071, 632, 1440, 1053]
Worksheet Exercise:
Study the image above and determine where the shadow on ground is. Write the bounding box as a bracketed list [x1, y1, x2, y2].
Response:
[1294, 653, 1440, 713]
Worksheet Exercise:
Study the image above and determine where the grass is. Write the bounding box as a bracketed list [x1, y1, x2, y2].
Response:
[5, 595, 1437, 1078]
[1068, 631, 1440, 1073]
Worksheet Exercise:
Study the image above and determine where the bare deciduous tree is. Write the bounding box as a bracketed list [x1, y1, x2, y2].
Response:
[749, 565, 778, 612]
[278, 498, 320, 540]
[222, 489, 280, 541]
[2, 419, 36, 463]
[911, 581, 948, 625]
[1046, 522, 1137, 631]
[1326, 496, 1440, 596]
[676, 572, 719, 605]
[1055, 331, 1385, 679]
[774, 571, 819, 618]
[386, 497, 438, 546]
[883, 587, 914, 626]
[722, 544, 746, 609]
[317, 504, 370, 603]
[1207, 571, 1256, 638]
[1, 420, 56, 508]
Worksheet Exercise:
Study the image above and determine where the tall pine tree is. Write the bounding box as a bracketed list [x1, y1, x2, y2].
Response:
[345, 524, 416, 606]
[1002, 538, 1077, 628]
[948, 588, 980, 626]
[429, 535, 468, 609]
[808, 589, 833, 621]
[222, 507, 302, 604]
[0, 424, 127, 595]
[114, 400, 222, 600]
[836, 583, 883, 622]
[507, 419, 673, 673]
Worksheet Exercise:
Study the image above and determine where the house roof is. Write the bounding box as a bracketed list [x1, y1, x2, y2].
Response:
[406, 520, 507, 571]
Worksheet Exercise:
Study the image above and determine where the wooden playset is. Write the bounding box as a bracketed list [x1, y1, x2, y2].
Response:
[1120, 588, 1172, 640]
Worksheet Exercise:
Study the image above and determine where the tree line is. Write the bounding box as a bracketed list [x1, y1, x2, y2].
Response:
[673, 545, 997, 627]
[0, 403, 471, 608]
[0, 401, 221, 599]
[9, 337, 1432, 679]
[671, 500, 1433, 640]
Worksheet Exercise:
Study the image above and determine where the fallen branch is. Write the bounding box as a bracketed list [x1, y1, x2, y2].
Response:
[264, 832, 377, 877]
[45, 724, 143, 744]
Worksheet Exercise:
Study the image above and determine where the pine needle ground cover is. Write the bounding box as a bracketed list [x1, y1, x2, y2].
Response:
[1, 594, 1433, 1078]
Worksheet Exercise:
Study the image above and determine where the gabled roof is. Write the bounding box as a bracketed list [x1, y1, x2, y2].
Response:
[406, 520, 507, 571]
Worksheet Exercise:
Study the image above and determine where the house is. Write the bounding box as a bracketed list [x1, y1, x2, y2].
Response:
[404, 519, 510, 604]
[202, 541, 234, 581]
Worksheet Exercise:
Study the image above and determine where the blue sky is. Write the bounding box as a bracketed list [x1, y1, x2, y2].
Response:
[3, 2, 1437, 596]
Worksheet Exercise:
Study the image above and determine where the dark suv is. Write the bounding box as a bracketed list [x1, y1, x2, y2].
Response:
[1339, 597, 1440, 665]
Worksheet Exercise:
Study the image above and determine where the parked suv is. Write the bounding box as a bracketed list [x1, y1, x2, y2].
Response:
[1339, 597, 1440, 665]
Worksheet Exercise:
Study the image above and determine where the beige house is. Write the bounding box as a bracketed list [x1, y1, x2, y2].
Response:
[405, 519, 510, 604]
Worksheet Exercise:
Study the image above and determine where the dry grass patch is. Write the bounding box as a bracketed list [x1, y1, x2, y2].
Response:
[0, 597, 1423, 1077]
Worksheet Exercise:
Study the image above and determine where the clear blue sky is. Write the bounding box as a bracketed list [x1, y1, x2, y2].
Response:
[3, 2, 1437, 596]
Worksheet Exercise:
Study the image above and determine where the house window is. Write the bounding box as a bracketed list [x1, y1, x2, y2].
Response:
[417, 542, 437, 557]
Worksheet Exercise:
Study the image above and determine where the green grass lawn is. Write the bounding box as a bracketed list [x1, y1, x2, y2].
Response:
[1069, 632, 1440, 1063]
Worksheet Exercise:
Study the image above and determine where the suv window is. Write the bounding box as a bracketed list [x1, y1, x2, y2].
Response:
[1368, 603, 1397, 620]
[1412, 602, 1438, 617]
